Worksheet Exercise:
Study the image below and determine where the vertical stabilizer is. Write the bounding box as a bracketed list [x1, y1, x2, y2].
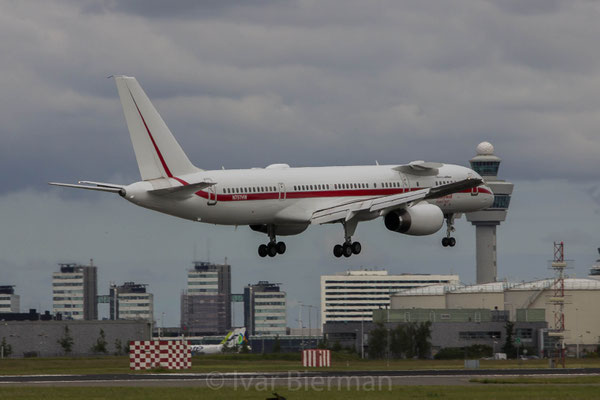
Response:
[114, 76, 200, 181]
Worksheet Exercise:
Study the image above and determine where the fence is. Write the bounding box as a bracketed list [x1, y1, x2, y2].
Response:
[302, 349, 331, 367]
[129, 340, 191, 370]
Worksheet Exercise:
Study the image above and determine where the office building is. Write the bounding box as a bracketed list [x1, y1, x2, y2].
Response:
[244, 281, 287, 336]
[0, 286, 19, 313]
[109, 282, 153, 321]
[52, 261, 98, 320]
[321, 269, 460, 324]
[181, 261, 231, 335]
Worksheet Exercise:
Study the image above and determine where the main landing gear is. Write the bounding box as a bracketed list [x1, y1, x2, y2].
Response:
[258, 225, 286, 258]
[442, 214, 456, 247]
[333, 219, 361, 258]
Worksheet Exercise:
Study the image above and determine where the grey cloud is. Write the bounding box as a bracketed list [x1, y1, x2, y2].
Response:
[77, 0, 282, 19]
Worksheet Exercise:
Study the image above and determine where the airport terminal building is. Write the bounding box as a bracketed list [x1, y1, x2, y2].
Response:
[321, 270, 460, 324]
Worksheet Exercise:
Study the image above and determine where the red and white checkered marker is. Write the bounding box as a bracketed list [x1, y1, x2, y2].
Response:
[129, 340, 191, 370]
[302, 349, 331, 367]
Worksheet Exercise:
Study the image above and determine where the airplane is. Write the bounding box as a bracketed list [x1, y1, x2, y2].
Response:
[50, 76, 494, 258]
[190, 327, 248, 355]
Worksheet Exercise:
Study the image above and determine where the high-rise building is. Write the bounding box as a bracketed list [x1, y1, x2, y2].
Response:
[180, 261, 231, 335]
[466, 142, 514, 284]
[321, 270, 460, 324]
[0, 286, 19, 313]
[244, 281, 287, 336]
[52, 261, 98, 320]
[109, 282, 154, 321]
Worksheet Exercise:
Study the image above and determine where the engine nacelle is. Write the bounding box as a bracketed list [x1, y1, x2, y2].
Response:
[384, 203, 444, 236]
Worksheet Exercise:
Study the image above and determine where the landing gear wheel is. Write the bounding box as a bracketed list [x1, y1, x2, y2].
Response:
[442, 237, 449, 247]
[267, 242, 278, 257]
[333, 244, 343, 258]
[258, 244, 268, 257]
[448, 237, 456, 247]
[351, 241, 362, 255]
[342, 243, 353, 258]
[276, 241, 286, 254]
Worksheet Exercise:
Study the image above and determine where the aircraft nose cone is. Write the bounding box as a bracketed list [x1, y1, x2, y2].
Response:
[482, 185, 494, 208]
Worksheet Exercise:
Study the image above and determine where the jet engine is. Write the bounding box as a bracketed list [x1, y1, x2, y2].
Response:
[384, 203, 444, 236]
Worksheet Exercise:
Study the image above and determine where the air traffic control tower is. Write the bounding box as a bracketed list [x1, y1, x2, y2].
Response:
[466, 142, 514, 284]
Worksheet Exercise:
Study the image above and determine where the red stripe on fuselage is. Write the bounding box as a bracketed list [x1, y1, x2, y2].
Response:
[194, 186, 491, 201]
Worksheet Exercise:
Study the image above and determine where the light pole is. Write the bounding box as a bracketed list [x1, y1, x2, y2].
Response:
[160, 312, 165, 338]
[361, 318, 365, 359]
[301, 304, 317, 346]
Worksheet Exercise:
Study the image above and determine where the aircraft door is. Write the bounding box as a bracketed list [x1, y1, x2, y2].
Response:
[278, 182, 286, 200]
[401, 175, 409, 193]
[206, 179, 217, 205]
[467, 172, 478, 196]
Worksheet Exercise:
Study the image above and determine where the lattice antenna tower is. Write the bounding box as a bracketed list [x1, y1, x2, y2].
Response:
[547, 241, 572, 368]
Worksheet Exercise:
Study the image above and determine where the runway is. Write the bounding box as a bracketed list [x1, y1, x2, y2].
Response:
[1, 368, 599, 387]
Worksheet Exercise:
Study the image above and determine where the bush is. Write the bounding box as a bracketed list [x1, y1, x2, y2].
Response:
[434, 345, 493, 360]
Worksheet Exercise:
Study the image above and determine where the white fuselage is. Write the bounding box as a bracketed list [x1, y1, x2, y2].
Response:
[124, 163, 493, 230]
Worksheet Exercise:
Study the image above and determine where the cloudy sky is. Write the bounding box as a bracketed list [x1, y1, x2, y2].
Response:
[0, 0, 599, 327]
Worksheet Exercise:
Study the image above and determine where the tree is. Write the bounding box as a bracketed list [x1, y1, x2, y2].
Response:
[367, 323, 388, 359]
[123, 339, 131, 355]
[414, 321, 432, 359]
[1, 337, 12, 358]
[57, 326, 74, 355]
[390, 325, 410, 358]
[502, 321, 516, 358]
[272, 335, 281, 353]
[91, 329, 108, 354]
[317, 337, 329, 349]
[114, 338, 123, 356]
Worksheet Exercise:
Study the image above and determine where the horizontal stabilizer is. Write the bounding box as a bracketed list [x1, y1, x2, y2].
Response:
[78, 181, 125, 189]
[48, 182, 124, 195]
[149, 181, 216, 199]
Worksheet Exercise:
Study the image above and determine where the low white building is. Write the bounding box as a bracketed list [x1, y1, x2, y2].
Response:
[392, 278, 600, 347]
[321, 269, 460, 324]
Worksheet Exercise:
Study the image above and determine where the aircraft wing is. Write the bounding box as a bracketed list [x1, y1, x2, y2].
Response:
[310, 178, 482, 225]
[148, 181, 216, 199]
[311, 189, 430, 225]
[425, 178, 482, 199]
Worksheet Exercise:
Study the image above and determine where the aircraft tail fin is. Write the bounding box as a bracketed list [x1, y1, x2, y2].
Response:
[114, 76, 200, 181]
[223, 328, 247, 346]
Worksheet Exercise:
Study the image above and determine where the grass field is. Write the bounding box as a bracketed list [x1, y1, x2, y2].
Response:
[1, 354, 600, 375]
[1, 385, 600, 400]
[471, 376, 600, 384]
